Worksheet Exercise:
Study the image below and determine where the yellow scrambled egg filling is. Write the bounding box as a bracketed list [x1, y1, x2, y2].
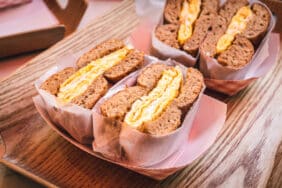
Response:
[57, 47, 130, 102]
[178, 0, 201, 45]
[216, 6, 253, 54]
[124, 66, 183, 130]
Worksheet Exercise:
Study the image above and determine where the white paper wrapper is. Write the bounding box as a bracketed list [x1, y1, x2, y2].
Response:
[34, 55, 94, 144]
[92, 55, 205, 167]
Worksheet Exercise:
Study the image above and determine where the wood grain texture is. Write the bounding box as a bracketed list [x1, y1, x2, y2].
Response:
[0, 0, 281, 187]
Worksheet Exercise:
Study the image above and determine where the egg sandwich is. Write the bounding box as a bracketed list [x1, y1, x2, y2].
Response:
[201, 0, 270, 69]
[40, 39, 144, 109]
[155, 0, 219, 56]
[100, 63, 204, 136]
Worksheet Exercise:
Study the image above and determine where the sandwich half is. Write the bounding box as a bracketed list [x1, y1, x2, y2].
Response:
[40, 39, 144, 109]
[201, 1, 270, 69]
[155, 0, 219, 56]
[100, 63, 204, 136]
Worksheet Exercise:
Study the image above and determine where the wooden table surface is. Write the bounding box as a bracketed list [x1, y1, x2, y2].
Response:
[0, 0, 281, 187]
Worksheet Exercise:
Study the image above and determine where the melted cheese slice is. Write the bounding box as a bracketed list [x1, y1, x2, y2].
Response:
[57, 47, 130, 102]
[124, 66, 183, 130]
[178, 0, 201, 45]
[216, 6, 253, 54]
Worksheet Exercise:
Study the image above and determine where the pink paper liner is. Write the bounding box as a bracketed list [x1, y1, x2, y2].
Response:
[33, 92, 226, 180]
[92, 56, 205, 167]
[203, 33, 280, 96]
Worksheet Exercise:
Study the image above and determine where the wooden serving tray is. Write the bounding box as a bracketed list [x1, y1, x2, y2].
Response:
[0, 0, 281, 187]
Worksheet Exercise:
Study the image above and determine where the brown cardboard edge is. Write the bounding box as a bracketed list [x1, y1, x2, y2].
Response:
[0, 25, 65, 58]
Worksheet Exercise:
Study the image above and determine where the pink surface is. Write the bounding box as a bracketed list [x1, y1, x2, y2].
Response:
[0, 0, 58, 37]
[0, 0, 121, 81]
[0, 0, 31, 9]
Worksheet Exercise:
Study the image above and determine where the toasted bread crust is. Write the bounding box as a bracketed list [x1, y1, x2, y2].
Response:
[143, 104, 181, 136]
[76, 39, 125, 68]
[71, 76, 109, 109]
[242, 3, 270, 45]
[137, 63, 171, 90]
[164, 0, 182, 24]
[217, 36, 254, 69]
[155, 24, 180, 49]
[40, 67, 75, 95]
[175, 68, 203, 113]
[104, 49, 144, 83]
[100, 86, 147, 119]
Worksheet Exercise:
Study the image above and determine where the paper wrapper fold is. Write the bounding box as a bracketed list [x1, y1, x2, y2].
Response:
[34, 55, 94, 144]
[92, 56, 205, 167]
[199, 1, 279, 95]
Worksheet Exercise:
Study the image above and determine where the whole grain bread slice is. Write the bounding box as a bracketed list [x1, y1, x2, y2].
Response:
[164, 0, 182, 24]
[104, 49, 144, 83]
[219, 0, 249, 24]
[76, 39, 125, 69]
[183, 13, 216, 56]
[143, 104, 182, 136]
[100, 86, 148, 119]
[200, 15, 228, 57]
[40, 67, 75, 95]
[71, 76, 109, 109]
[155, 24, 180, 49]
[242, 3, 270, 45]
[217, 36, 254, 69]
[137, 63, 171, 90]
[200, 0, 219, 16]
[175, 68, 204, 113]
